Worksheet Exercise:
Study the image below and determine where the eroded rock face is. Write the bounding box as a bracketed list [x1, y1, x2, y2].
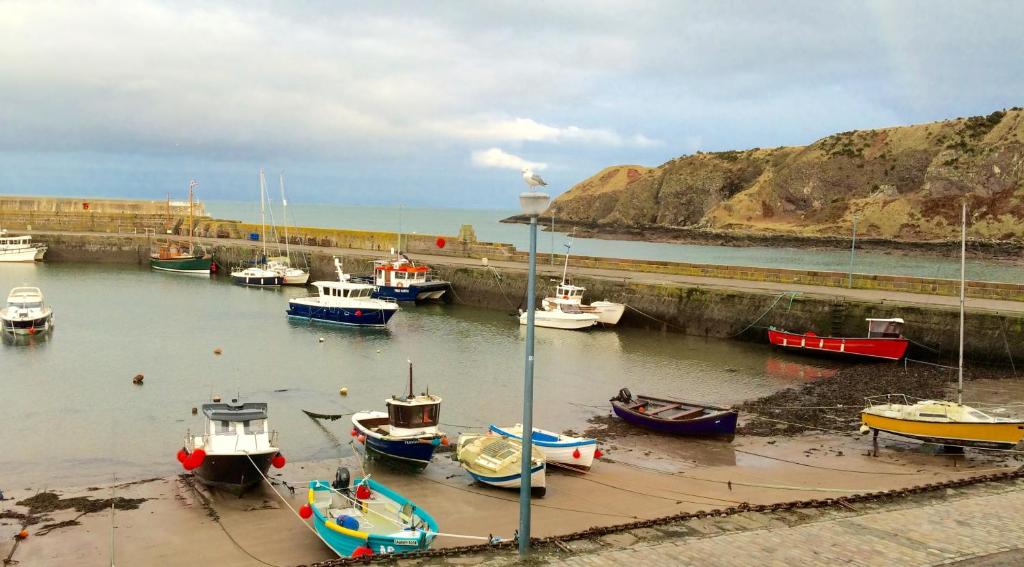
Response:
[549, 109, 1024, 241]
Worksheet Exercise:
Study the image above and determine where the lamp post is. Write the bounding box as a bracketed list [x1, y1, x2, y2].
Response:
[518, 189, 549, 558]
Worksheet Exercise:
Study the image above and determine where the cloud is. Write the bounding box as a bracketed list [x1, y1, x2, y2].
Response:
[435, 117, 658, 147]
[471, 148, 547, 171]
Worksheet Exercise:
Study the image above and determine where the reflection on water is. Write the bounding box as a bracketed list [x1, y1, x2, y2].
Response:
[0, 263, 838, 486]
[764, 355, 840, 383]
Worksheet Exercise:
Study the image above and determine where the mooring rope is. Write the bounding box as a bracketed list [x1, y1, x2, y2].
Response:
[623, 304, 687, 331]
[730, 291, 800, 338]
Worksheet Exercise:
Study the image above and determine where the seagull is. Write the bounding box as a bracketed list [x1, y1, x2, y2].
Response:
[521, 168, 547, 188]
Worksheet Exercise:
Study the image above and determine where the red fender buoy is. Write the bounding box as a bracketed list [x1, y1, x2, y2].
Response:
[594, 448, 603, 459]
[272, 454, 286, 468]
[355, 310, 362, 317]
[355, 484, 372, 500]
[176, 448, 188, 463]
[436, 237, 446, 249]
[299, 504, 313, 519]
[351, 546, 373, 558]
[572, 448, 581, 459]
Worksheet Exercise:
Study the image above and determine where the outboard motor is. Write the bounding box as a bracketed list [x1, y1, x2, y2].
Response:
[615, 388, 633, 403]
[332, 466, 351, 494]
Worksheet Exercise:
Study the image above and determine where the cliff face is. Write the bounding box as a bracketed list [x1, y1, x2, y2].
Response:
[549, 108, 1024, 242]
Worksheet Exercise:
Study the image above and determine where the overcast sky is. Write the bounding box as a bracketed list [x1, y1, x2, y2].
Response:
[1, 0, 1021, 207]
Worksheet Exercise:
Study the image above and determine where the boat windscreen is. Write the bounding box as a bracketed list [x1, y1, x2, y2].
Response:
[9, 301, 41, 308]
[388, 402, 439, 429]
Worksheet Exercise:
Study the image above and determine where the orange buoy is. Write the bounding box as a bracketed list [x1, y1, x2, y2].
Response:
[213, 348, 223, 355]
[17, 529, 28, 539]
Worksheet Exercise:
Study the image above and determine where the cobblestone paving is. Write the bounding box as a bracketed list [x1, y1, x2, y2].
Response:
[540, 486, 1024, 567]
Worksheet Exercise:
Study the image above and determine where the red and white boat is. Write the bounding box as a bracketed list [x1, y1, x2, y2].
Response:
[767, 318, 909, 361]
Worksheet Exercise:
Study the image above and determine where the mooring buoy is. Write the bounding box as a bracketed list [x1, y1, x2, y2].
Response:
[132, 373, 144, 385]
[339, 387, 348, 396]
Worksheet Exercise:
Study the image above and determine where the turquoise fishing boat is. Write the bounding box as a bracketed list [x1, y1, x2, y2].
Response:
[306, 469, 437, 558]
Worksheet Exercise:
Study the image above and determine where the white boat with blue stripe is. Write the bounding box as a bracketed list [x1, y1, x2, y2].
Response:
[456, 434, 546, 497]
[287, 258, 399, 327]
[489, 424, 598, 471]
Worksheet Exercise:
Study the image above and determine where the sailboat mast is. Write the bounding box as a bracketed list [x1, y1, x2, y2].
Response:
[280, 173, 290, 262]
[259, 169, 268, 260]
[187, 180, 196, 251]
[958, 202, 966, 405]
[560, 229, 575, 285]
[408, 360, 414, 398]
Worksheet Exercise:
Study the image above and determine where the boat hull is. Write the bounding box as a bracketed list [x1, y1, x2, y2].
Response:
[231, 274, 283, 286]
[768, 328, 909, 361]
[287, 301, 397, 327]
[0, 247, 43, 262]
[464, 462, 546, 495]
[193, 451, 276, 494]
[488, 425, 597, 470]
[283, 272, 310, 285]
[150, 256, 213, 274]
[590, 301, 625, 325]
[520, 311, 598, 330]
[353, 416, 439, 465]
[1, 313, 52, 335]
[367, 281, 450, 302]
[861, 412, 1024, 449]
[611, 403, 738, 439]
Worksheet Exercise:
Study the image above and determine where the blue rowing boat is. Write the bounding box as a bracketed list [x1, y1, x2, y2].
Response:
[306, 469, 437, 558]
[610, 388, 738, 440]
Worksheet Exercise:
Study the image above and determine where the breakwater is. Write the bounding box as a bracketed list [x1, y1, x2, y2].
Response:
[28, 232, 1024, 365]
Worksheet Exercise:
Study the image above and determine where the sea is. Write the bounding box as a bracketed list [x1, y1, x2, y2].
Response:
[206, 201, 1024, 283]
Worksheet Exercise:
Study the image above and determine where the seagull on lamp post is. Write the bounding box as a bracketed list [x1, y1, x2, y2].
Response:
[521, 168, 548, 188]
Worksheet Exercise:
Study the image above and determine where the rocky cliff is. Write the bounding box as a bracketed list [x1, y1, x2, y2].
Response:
[543, 108, 1024, 243]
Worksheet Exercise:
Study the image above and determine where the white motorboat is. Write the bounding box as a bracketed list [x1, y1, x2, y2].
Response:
[0, 230, 47, 262]
[520, 303, 598, 330]
[231, 265, 283, 286]
[541, 235, 624, 325]
[456, 434, 546, 497]
[287, 258, 399, 327]
[489, 424, 599, 471]
[0, 287, 53, 335]
[183, 399, 283, 494]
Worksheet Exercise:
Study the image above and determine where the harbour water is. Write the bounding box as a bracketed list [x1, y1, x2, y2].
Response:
[0, 262, 834, 488]
[206, 201, 1024, 283]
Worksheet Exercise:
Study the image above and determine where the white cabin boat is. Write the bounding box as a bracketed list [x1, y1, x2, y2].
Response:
[185, 400, 282, 493]
[287, 259, 399, 326]
[267, 257, 310, 285]
[0, 287, 53, 335]
[0, 231, 47, 262]
[520, 303, 598, 330]
[542, 283, 625, 325]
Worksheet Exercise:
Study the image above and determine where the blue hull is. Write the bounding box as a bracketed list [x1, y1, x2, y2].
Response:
[363, 435, 438, 464]
[611, 404, 738, 439]
[287, 302, 396, 327]
[369, 283, 450, 302]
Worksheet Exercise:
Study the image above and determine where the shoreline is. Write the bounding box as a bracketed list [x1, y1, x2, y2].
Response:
[501, 215, 1024, 261]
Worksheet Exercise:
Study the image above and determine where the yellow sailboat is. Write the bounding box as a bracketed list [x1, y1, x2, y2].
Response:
[860, 203, 1024, 450]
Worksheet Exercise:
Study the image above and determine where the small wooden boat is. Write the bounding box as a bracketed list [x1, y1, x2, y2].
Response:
[488, 424, 599, 471]
[767, 318, 909, 361]
[307, 468, 437, 558]
[610, 388, 738, 440]
[182, 399, 284, 494]
[456, 434, 546, 497]
[351, 362, 444, 466]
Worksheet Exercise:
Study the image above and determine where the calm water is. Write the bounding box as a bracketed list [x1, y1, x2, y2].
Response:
[207, 200, 1024, 283]
[0, 263, 828, 487]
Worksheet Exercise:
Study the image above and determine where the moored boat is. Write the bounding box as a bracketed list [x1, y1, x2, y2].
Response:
[287, 258, 399, 327]
[0, 287, 53, 335]
[456, 434, 546, 497]
[488, 424, 599, 471]
[150, 180, 213, 274]
[181, 399, 285, 494]
[267, 173, 310, 285]
[351, 362, 444, 466]
[767, 318, 909, 361]
[355, 254, 451, 302]
[519, 303, 599, 330]
[230, 265, 283, 287]
[610, 388, 738, 440]
[859, 204, 1024, 451]
[306, 469, 437, 558]
[540, 236, 624, 325]
[0, 230, 47, 262]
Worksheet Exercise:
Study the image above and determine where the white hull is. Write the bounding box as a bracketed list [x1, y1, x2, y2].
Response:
[490, 424, 597, 469]
[0, 248, 42, 262]
[468, 463, 546, 489]
[520, 310, 597, 330]
[283, 272, 310, 285]
[590, 301, 625, 325]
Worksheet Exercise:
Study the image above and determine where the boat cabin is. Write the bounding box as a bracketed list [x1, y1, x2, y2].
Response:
[313, 281, 375, 301]
[374, 258, 431, 288]
[195, 401, 276, 453]
[6, 287, 44, 309]
[866, 318, 905, 338]
[385, 394, 442, 437]
[0, 234, 32, 249]
[553, 283, 586, 302]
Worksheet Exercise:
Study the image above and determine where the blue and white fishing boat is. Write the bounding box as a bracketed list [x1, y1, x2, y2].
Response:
[489, 424, 599, 471]
[456, 434, 546, 497]
[307, 468, 437, 558]
[354, 254, 451, 302]
[287, 258, 399, 327]
[352, 362, 444, 466]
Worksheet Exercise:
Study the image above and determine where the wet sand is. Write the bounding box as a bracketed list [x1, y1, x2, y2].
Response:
[2, 424, 1018, 566]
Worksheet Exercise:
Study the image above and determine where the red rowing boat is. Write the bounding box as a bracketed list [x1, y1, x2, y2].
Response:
[767, 318, 909, 361]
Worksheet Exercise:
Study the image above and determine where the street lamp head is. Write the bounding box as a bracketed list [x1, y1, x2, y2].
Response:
[519, 191, 550, 217]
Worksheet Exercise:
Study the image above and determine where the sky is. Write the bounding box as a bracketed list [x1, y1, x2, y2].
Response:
[0, 0, 1022, 208]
